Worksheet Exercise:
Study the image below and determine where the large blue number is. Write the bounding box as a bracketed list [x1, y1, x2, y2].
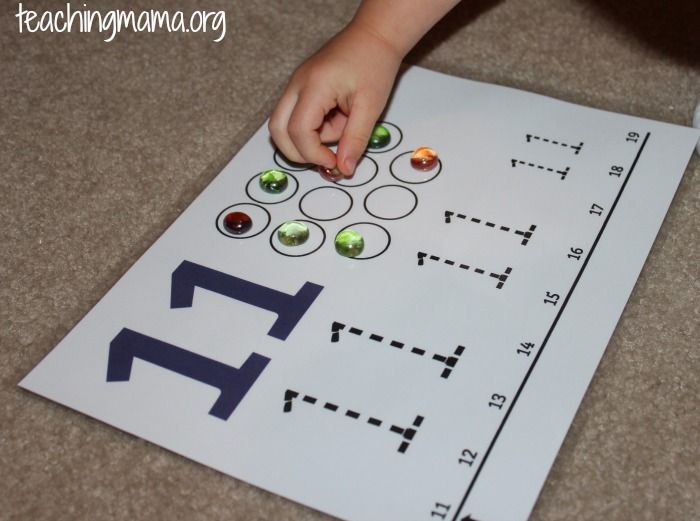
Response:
[171, 260, 323, 340]
[107, 261, 324, 419]
[107, 329, 270, 419]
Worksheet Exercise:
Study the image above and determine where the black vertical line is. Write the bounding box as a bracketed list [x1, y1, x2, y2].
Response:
[451, 132, 650, 521]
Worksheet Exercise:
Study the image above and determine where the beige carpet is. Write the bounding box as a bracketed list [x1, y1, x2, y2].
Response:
[1, 1, 698, 520]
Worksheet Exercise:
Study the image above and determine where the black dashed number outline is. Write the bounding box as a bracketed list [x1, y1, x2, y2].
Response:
[283, 389, 424, 454]
[445, 211, 537, 246]
[510, 159, 569, 180]
[331, 321, 465, 379]
[526, 134, 583, 155]
[417, 252, 512, 289]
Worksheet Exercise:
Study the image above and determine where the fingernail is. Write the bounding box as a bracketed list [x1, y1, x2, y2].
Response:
[344, 157, 357, 177]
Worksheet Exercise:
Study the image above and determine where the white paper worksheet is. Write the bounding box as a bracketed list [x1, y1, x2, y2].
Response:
[21, 67, 699, 521]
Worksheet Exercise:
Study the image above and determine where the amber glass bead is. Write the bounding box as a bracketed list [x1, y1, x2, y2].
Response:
[410, 147, 439, 171]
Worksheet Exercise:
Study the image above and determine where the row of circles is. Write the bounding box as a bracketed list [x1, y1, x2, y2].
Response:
[216, 203, 391, 260]
[266, 149, 442, 196]
[244, 182, 419, 222]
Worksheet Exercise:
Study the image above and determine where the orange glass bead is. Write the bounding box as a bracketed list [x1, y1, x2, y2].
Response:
[410, 147, 439, 171]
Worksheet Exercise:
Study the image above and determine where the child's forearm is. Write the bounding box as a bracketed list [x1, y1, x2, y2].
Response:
[351, 0, 462, 59]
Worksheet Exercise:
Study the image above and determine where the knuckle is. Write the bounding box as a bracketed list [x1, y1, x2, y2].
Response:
[268, 118, 283, 139]
[345, 131, 371, 151]
[287, 120, 307, 142]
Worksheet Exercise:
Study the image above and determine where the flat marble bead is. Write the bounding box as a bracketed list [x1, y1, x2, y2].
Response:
[223, 211, 252, 235]
[317, 166, 344, 182]
[411, 146, 439, 171]
[278, 220, 309, 246]
[335, 229, 364, 258]
[259, 169, 289, 193]
[368, 124, 391, 149]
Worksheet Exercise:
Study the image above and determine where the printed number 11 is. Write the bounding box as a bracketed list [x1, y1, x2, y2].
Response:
[106, 260, 323, 420]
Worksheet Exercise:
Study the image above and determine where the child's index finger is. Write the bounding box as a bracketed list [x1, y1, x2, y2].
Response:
[268, 91, 306, 164]
[287, 89, 338, 169]
[337, 96, 383, 176]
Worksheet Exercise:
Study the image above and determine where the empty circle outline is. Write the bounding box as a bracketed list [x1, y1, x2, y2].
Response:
[334, 155, 379, 188]
[363, 184, 418, 221]
[273, 149, 311, 172]
[299, 186, 354, 222]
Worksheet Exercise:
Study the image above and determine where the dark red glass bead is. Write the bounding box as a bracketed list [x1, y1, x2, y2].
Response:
[224, 211, 252, 234]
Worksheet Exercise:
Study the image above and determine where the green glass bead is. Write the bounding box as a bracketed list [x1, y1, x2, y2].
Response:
[259, 169, 289, 194]
[335, 229, 364, 258]
[278, 221, 309, 246]
[368, 124, 391, 149]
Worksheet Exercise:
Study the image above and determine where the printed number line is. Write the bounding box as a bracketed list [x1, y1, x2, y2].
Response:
[452, 132, 651, 521]
[283, 389, 424, 453]
[331, 321, 465, 379]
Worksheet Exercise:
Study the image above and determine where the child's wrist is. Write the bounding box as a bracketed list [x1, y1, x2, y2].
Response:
[343, 19, 407, 63]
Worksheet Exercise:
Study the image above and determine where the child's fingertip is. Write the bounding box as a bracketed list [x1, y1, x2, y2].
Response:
[343, 157, 357, 177]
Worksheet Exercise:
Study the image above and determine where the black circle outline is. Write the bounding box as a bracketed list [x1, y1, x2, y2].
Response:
[270, 219, 326, 257]
[365, 121, 403, 154]
[245, 171, 299, 205]
[335, 221, 392, 260]
[389, 150, 443, 184]
[216, 203, 271, 239]
[298, 186, 354, 222]
[273, 149, 312, 172]
[334, 154, 379, 188]
[363, 184, 418, 221]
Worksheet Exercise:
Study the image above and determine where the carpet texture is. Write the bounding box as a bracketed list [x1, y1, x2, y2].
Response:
[1, 1, 698, 520]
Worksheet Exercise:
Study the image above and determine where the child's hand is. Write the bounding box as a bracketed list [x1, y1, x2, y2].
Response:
[269, 22, 402, 177]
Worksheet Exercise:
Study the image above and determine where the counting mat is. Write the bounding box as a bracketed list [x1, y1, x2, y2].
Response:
[21, 67, 699, 521]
